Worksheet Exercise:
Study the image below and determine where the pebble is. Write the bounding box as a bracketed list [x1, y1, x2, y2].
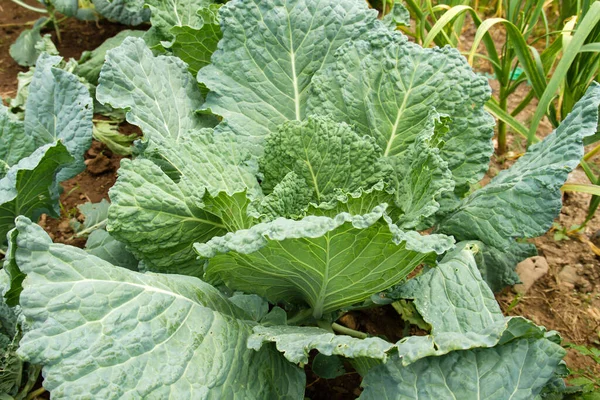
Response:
[514, 256, 549, 294]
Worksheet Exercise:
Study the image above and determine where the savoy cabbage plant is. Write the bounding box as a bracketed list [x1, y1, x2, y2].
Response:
[4, 0, 600, 398]
[0, 54, 93, 256]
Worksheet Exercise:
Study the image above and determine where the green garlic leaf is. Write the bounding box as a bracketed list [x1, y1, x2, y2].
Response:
[308, 29, 494, 194]
[439, 83, 600, 250]
[75, 30, 146, 85]
[92, 0, 150, 25]
[249, 325, 394, 364]
[260, 116, 391, 205]
[198, 0, 378, 143]
[24, 54, 93, 181]
[13, 217, 305, 400]
[171, 5, 223, 78]
[360, 337, 566, 400]
[197, 204, 453, 319]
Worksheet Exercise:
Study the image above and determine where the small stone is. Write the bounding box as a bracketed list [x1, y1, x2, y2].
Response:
[558, 265, 580, 285]
[85, 154, 113, 175]
[58, 220, 71, 234]
[514, 256, 549, 294]
[338, 313, 358, 331]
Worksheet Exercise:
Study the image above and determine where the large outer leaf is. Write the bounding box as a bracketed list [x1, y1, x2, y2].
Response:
[360, 337, 566, 400]
[472, 240, 537, 292]
[13, 217, 304, 399]
[249, 325, 394, 364]
[398, 247, 503, 335]
[0, 142, 73, 246]
[75, 30, 146, 85]
[198, 0, 378, 142]
[308, 29, 494, 194]
[359, 247, 566, 398]
[439, 84, 600, 249]
[97, 37, 215, 150]
[92, 0, 150, 25]
[171, 6, 223, 78]
[98, 38, 260, 272]
[197, 204, 453, 318]
[145, 0, 213, 40]
[108, 158, 228, 274]
[0, 105, 34, 176]
[260, 116, 391, 204]
[24, 54, 93, 181]
[392, 246, 549, 364]
[8, 18, 51, 67]
[107, 128, 260, 273]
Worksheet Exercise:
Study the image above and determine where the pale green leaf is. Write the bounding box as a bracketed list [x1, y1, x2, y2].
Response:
[97, 37, 215, 151]
[145, 0, 214, 41]
[393, 117, 454, 229]
[99, 38, 261, 271]
[0, 105, 34, 176]
[75, 30, 146, 85]
[85, 230, 138, 270]
[171, 5, 222, 78]
[92, 0, 150, 25]
[260, 116, 391, 205]
[78, 199, 110, 231]
[92, 121, 137, 156]
[197, 204, 453, 319]
[0, 142, 73, 247]
[472, 240, 537, 292]
[397, 246, 504, 334]
[198, 0, 378, 143]
[14, 217, 305, 399]
[308, 29, 494, 193]
[392, 246, 552, 364]
[439, 83, 600, 249]
[382, 1, 411, 29]
[360, 337, 566, 400]
[107, 158, 228, 275]
[248, 325, 394, 364]
[24, 54, 93, 181]
[9, 18, 47, 67]
[7, 69, 34, 114]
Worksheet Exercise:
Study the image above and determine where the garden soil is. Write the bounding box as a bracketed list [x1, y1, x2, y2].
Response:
[1, 1, 599, 398]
